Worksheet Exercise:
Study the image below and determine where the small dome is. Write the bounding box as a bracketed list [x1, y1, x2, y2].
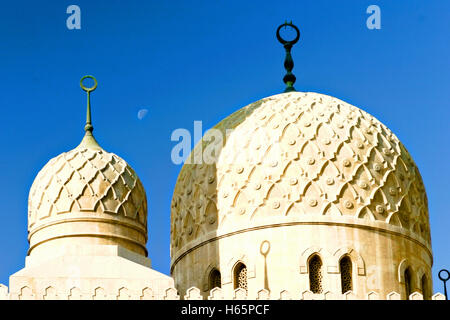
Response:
[171, 92, 430, 256]
[28, 134, 148, 257]
[27, 76, 148, 258]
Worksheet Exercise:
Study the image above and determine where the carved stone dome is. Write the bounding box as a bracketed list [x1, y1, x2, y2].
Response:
[171, 91, 431, 258]
[28, 126, 148, 258]
[28, 75, 149, 258]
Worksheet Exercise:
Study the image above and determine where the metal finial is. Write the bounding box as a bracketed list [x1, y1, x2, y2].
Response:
[77, 75, 101, 150]
[276, 21, 300, 93]
[80, 75, 98, 134]
[439, 269, 450, 300]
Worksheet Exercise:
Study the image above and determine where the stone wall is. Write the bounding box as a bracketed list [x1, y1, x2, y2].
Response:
[0, 283, 445, 300]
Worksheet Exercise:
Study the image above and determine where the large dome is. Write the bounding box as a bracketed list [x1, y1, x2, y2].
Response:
[28, 131, 148, 258]
[171, 91, 431, 257]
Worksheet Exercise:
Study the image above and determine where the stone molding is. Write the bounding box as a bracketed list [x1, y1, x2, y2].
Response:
[222, 254, 256, 285]
[330, 247, 366, 276]
[0, 283, 445, 301]
[202, 263, 220, 291]
[299, 246, 332, 274]
[170, 218, 432, 273]
[398, 258, 412, 284]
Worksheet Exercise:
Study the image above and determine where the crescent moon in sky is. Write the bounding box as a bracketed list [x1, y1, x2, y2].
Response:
[137, 108, 148, 120]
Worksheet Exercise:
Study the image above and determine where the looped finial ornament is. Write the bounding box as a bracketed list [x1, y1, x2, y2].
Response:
[80, 75, 98, 133]
[276, 21, 300, 46]
[260, 240, 271, 256]
[438, 269, 450, 300]
[80, 75, 98, 93]
[276, 21, 301, 93]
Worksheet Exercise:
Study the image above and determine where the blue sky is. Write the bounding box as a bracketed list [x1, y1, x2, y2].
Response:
[0, 0, 448, 292]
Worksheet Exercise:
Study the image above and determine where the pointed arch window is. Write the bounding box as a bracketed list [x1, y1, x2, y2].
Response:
[209, 268, 221, 290]
[308, 255, 323, 293]
[340, 256, 353, 294]
[421, 274, 429, 300]
[404, 267, 413, 300]
[233, 262, 248, 291]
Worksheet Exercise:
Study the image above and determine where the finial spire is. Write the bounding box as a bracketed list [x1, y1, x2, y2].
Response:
[80, 75, 98, 133]
[78, 75, 101, 150]
[276, 21, 300, 92]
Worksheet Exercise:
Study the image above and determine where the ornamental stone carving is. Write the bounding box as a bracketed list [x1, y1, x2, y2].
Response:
[171, 92, 431, 257]
[29, 146, 147, 229]
[27, 142, 148, 256]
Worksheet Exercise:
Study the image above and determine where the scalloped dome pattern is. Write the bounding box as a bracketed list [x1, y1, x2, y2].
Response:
[28, 146, 147, 231]
[171, 92, 430, 253]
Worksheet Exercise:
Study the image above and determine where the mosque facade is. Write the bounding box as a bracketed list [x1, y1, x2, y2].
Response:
[0, 24, 445, 301]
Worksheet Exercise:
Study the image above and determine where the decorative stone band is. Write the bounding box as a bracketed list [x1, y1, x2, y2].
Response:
[0, 283, 445, 300]
[28, 216, 148, 257]
[170, 217, 433, 273]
